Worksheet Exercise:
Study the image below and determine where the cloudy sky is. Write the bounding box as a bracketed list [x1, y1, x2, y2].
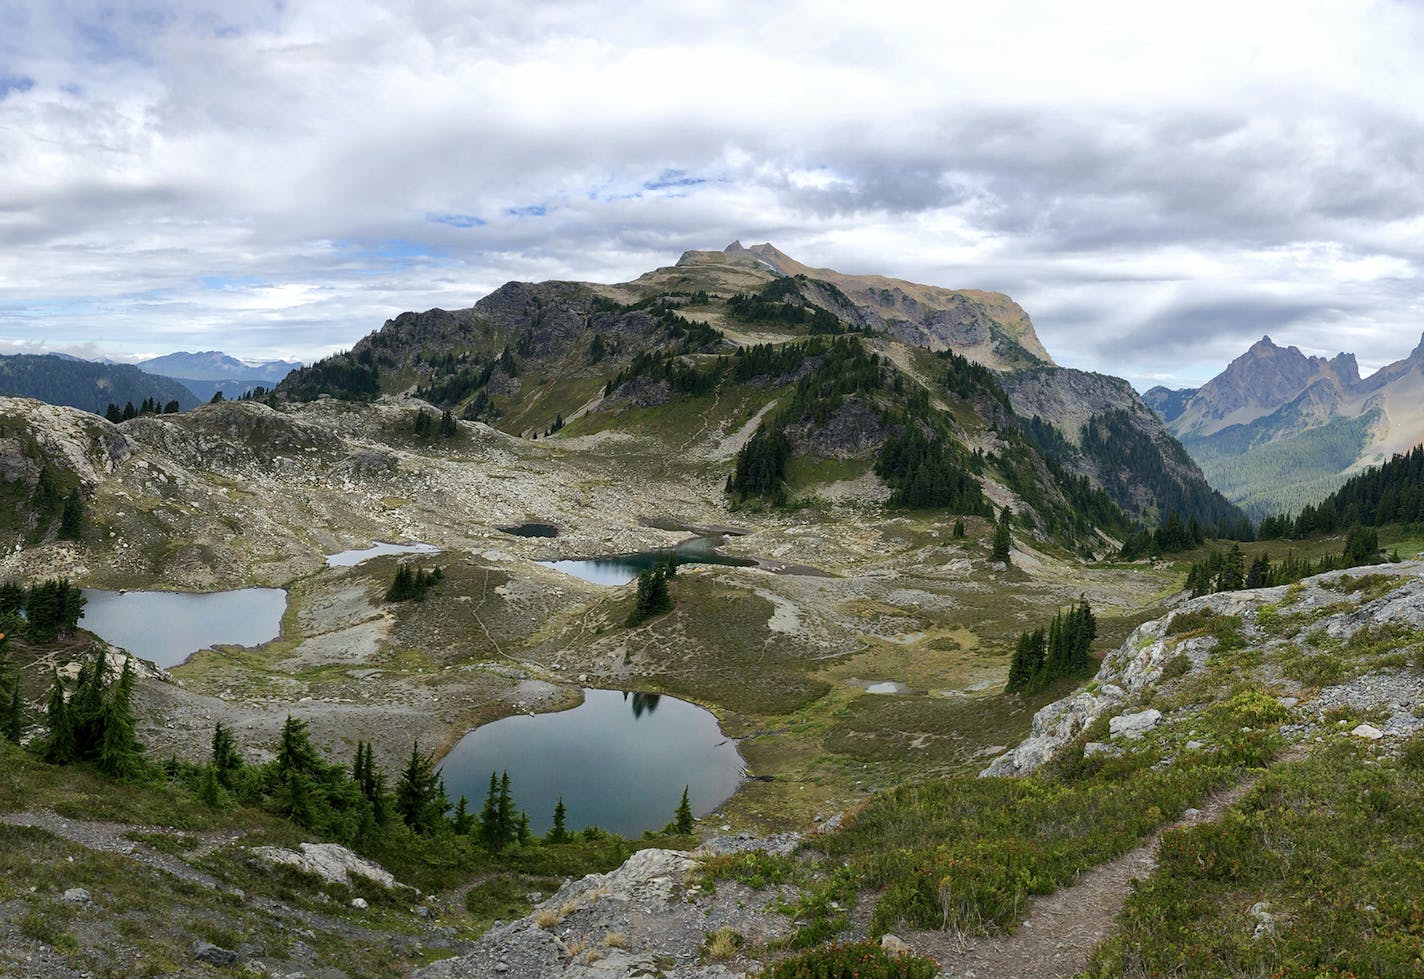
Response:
[1, 0, 1421, 389]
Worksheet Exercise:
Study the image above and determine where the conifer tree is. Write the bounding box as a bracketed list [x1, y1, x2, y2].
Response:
[953, 517, 966, 539]
[0, 646, 21, 744]
[992, 507, 1013, 565]
[673, 785, 694, 834]
[439, 409, 457, 439]
[1005, 628, 1046, 693]
[395, 743, 446, 835]
[547, 797, 569, 844]
[42, 670, 76, 764]
[96, 657, 142, 778]
[58, 488, 84, 541]
[211, 721, 243, 788]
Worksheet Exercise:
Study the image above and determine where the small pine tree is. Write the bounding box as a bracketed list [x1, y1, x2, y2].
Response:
[547, 797, 569, 844]
[0, 646, 21, 744]
[439, 409, 457, 439]
[673, 785, 694, 834]
[953, 517, 966, 539]
[211, 721, 243, 788]
[58, 488, 84, 541]
[105, 403, 123, 423]
[992, 507, 1013, 565]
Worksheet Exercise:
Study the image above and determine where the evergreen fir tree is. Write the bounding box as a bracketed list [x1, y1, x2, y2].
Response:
[96, 657, 143, 778]
[953, 517, 966, 539]
[4, 680, 21, 744]
[439, 409, 457, 438]
[673, 785, 694, 834]
[42, 670, 76, 764]
[58, 488, 84, 541]
[547, 797, 569, 844]
[211, 721, 243, 788]
[395, 743, 445, 834]
[992, 507, 1013, 565]
[1005, 628, 1046, 693]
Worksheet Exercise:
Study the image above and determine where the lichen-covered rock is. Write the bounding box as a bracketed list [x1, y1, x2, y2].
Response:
[252, 842, 396, 889]
[1109, 708, 1163, 740]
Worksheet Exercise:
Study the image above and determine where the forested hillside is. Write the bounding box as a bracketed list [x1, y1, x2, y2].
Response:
[0, 355, 199, 416]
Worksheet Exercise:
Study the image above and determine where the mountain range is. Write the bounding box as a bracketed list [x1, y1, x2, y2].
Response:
[134, 350, 303, 402]
[1145, 333, 1424, 518]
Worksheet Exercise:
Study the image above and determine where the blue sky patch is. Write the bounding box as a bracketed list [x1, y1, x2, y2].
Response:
[0, 73, 34, 98]
[506, 204, 547, 218]
[643, 169, 707, 191]
[426, 212, 486, 228]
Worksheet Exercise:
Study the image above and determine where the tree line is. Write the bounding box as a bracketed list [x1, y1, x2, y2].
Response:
[1183, 528, 1389, 599]
[105, 397, 182, 421]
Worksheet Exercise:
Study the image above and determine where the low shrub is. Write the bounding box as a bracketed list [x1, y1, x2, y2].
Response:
[763, 941, 938, 979]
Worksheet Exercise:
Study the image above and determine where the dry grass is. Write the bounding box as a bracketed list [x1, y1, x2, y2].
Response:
[705, 927, 742, 961]
[603, 930, 629, 949]
[534, 909, 559, 929]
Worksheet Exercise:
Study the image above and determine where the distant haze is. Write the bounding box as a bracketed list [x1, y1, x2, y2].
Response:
[2, 1, 1421, 390]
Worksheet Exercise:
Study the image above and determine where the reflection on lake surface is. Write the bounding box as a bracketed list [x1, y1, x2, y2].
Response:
[440, 688, 743, 837]
[500, 523, 560, 539]
[80, 588, 288, 668]
[539, 536, 755, 586]
[325, 541, 440, 567]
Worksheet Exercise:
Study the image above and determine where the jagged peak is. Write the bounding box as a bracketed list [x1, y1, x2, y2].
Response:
[1409, 330, 1424, 361]
[723, 240, 744, 252]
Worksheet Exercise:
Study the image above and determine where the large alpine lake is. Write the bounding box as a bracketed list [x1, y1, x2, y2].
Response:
[440, 688, 744, 837]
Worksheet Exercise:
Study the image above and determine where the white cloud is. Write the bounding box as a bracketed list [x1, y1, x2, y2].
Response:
[0, 0, 1420, 387]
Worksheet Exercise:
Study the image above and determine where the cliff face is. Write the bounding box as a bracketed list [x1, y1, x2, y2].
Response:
[1003, 367, 1244, 526]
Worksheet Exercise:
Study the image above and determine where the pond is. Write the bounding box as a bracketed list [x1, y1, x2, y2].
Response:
[500, 522, 560, 539]
[439, 688, 744, 837]
[80, 588, 288, 668]
[325, 541, 440, 567]
[539, 536, 755, 586]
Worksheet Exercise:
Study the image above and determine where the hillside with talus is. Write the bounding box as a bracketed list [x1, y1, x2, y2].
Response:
[1147, 333, 1424, 518]
[277, 242, 1240, 537]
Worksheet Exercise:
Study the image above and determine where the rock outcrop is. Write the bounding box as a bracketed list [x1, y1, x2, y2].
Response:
[984, 562, 1424, 777]
[414, 847, 791, 978]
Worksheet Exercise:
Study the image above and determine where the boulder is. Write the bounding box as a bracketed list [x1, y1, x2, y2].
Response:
[253, 842, 396, 889]
[1109, 709, 1163, 740]
[193, 942, 239, 967]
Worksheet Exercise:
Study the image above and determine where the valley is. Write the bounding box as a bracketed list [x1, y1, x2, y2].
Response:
[1, 244, 1421, 977]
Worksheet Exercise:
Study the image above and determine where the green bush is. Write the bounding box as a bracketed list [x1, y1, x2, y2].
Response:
[762, 941, 938, 979]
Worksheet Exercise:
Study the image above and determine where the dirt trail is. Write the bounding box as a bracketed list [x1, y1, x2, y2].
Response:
[902, 778, 1259, 978]
[1, 809, 232, 889]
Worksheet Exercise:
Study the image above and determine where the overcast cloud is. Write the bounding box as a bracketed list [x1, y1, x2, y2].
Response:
[1, 0, 1421, 389]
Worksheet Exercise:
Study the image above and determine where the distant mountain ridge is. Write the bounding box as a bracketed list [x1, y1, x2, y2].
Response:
[1146, 333, 1424, 518]
[137, 350, 301, 383]
[0, 354, 200, 415]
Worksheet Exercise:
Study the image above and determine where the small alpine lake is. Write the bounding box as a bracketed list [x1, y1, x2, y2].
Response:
[439, 688, 744, 837]
[539, 536, 756, 586]
[80, 587, 288, 668]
